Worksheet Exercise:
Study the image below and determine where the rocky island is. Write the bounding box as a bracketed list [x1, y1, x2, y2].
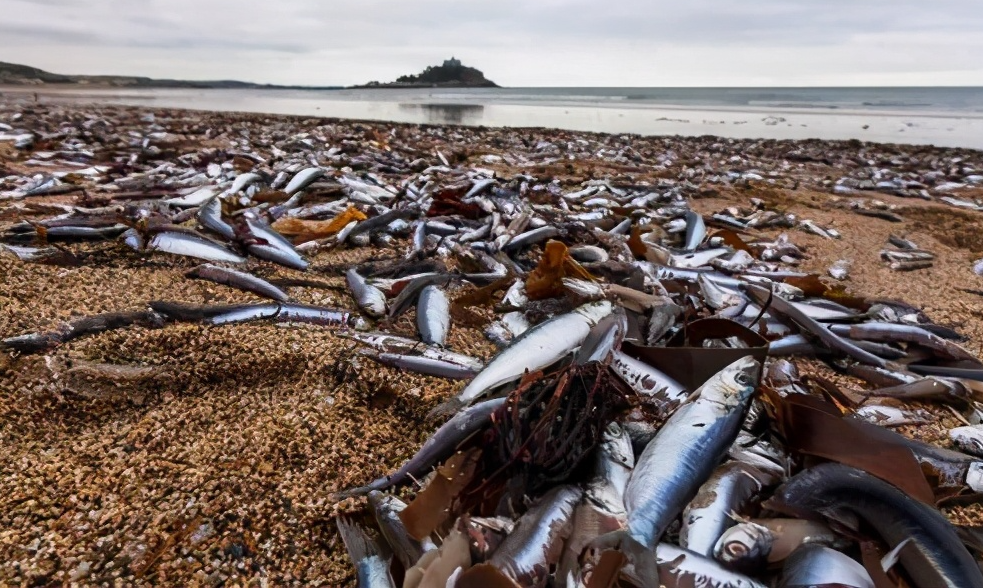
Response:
[357, 57, 499, 88]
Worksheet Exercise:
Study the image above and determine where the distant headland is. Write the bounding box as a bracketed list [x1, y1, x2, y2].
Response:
[0, 61, 341, 90]
[355, 58, 499, 89]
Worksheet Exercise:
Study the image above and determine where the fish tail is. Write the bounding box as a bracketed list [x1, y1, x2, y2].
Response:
[336, 517, 386, 562]
[426, 397, 464, 421]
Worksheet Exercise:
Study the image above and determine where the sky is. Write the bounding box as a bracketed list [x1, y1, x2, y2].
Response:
[3, 0, 982, 87]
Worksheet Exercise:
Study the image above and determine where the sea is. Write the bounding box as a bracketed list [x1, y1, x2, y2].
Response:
[15, 86, 983, 150]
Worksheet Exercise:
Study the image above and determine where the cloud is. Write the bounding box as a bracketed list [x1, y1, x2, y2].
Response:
[2, 0, 981, 86]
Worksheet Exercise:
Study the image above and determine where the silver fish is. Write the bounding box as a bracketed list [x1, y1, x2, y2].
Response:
[779, 545, 873, 588]
[165, 186, 216, 207]
[562, 423, 634, 578]
[196, 196, 235, 240]
[367, 491, 436, 572]
[148, 230, 246, 264]
[336, 517, 395, 588]
[335, 397, 506, 498]
[575, 311, 628, 365]
[684, 210, 706, 251]
[346, 269, 387, 318]
[619, 544, 766, 588]
[284, 167, 324, 196]
[229, 172, 262, 194]
[488, 485, 582, 586]
[852, 405, 933, 427]
[417, 285, 450, 346]
[680, 462, 774, 557]
[186, 264, 288, 302]
[949, 425, 983, 457]
[341, 332, 484, 372]
[427, 301, 613, 418]
[244, 217, 308, 270]
[715, 518, 848, 569]
[363, 352, 478, 380]
[610, 350, 688, 405]
[624, 356, 760, 549]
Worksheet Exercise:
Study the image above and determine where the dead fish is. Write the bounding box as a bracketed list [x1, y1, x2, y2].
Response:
[164, 186, 216, 207]
[714, 518, 848, 569]
[768, 462, 983, 588]
[387, 273, 450, 320]
[336, 517, 396, 588]
[889, 259, 933, 271]
[828, 259, 851, 281]
[427, 301, 613, 419]
[0, 243, 78, 265]
[889, 234, 920, 250]
[229, 172, 262, 194]
[829, 322, 977, 363]
[973, 258, 983, 277]
[341, 332, 484, 372]
[487, 485, 583, 586]
[417, 285, 450, 346]
[680, 462, 775, 558]
[575, 310, 628, 365]
[186, 264, 288, 302]
[684, 210, 706, 251]
[619, 544, 766, 588]
[853, 405, 935, 427]
[367, 491, 437, 572]
[623, 356, 761, 551]
[610, 349, 688, 405]
[196, 196, 235, 240]
[148, 230, 247, 264]
[284, 167, 324, 196]
[335, 397, 506, 498]
[562, 423, 634, 579]
[346, 269, 387, 318]
[569, 245, 609, 263]
[881, 249, 935, 263]
[778, 545, 873, 588]
[362, 351, 478, 380]
[950, 425, 983, 457]
[243, 217, 308, 270]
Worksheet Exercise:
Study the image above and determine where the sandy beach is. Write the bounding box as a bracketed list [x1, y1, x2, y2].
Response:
[2, 95, 983, 585]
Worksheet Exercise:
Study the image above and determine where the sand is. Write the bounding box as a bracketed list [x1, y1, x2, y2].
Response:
[1, 100, 982, 585]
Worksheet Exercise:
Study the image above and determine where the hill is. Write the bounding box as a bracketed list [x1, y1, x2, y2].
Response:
[0, 61, 340, 90]
[358, 58, 499, 88]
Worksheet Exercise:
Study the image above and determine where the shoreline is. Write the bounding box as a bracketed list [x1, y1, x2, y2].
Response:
[3, 85, 983, 150]
[2, 99, 983, 585]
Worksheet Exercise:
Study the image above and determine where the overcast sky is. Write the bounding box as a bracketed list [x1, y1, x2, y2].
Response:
[4, 0, 982, 87]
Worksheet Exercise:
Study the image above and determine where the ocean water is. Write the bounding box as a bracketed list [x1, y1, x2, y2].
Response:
[17, 86, 983, 149]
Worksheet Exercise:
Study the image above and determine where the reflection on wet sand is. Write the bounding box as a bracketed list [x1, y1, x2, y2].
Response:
[399, 103, 484, 125]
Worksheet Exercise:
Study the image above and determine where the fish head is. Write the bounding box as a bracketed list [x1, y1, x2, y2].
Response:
[598, 422, 635, 470]
[713, 521, 773, 569]
[701, 355, 761, 407]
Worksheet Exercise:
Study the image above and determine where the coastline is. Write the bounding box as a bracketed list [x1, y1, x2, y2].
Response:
[2, 98, 983, 584]
[4, 84, 983, 150]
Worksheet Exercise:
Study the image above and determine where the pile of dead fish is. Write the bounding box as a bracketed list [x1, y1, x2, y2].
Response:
[3, 102, 983, 587]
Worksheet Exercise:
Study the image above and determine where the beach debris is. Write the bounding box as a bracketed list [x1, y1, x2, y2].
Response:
[828, 259, 851, 280]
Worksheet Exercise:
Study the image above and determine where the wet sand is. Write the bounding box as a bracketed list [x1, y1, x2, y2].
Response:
[1, 99, 983, 585]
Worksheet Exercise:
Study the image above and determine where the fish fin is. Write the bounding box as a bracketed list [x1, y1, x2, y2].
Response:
[880, 537, 912, 572]
[336, 517, 388, 563]
[426, 397, 464, 421]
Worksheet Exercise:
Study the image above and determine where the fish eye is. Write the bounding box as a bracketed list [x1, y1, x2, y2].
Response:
[735, 372, 753, 387]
